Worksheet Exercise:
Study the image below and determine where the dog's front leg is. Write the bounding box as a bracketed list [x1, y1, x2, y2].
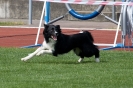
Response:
[21, 46, 45, 61]
[36, 49, 52, 56]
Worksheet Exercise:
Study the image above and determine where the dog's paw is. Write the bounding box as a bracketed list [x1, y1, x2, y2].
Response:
[78, 58, 83, 63]
[95, 58, 100, 62]
[21, 57, 28, 61]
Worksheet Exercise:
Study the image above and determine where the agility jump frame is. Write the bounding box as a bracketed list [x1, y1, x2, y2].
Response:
[24, 0, 133, 50]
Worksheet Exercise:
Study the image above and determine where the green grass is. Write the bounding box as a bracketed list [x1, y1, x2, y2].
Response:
[0, 47, 133, 88]
[0, 21, 24, 26]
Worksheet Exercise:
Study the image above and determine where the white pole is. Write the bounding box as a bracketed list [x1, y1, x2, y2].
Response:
[94, 43, 114, 46]
[113, 14, 121, 47]
[35, 1, 46, 45]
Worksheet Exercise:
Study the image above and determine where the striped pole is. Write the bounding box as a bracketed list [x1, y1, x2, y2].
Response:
[33, 0, 133, 6]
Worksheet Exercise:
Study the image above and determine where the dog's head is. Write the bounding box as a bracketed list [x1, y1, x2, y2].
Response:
[43, 24, 61, 42]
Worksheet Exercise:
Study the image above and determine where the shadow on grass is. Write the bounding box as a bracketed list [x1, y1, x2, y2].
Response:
[25, 60, 108, 65]
[82, 60, 108, 64]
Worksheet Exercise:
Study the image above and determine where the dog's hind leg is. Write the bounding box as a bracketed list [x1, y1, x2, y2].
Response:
[95, 49, 100, 62]
[21, 46, 45, 61]
[73, 48, 84, 62]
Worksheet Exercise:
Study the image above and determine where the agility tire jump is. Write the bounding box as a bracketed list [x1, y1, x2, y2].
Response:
[65, 0, 106, 20]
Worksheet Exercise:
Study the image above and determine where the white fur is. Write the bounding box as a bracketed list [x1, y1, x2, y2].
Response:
[95, 58, 100, 62]
[21, 39, 56, 61]
[79, 30, 83, 33]
[78, 58, 83, 62]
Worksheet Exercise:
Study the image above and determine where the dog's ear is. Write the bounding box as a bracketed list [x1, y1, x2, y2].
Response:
[44, 24, 48, 29]
[56, 25, 61, 33]
[44, 24, 49, 34]
[56, 25, 60, 29]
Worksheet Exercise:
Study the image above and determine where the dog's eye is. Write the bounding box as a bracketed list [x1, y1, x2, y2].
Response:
[52, 28, 54, 30]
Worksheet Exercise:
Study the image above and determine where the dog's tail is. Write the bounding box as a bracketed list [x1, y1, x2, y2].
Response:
[83, 31, 94, 42]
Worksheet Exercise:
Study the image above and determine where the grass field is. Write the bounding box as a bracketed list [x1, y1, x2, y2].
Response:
[0, 22, 24, 26]
[0, 47, 133, 88]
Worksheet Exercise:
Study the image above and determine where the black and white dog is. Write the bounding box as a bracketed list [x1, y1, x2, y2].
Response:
[21, 24, 100, 62]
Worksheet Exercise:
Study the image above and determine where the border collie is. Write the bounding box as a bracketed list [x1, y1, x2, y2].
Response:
[21, 24, 100, 62]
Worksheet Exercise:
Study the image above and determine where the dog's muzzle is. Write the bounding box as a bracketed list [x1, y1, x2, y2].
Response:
[51, 35, 57, 40]
[51, 30, 58, 40]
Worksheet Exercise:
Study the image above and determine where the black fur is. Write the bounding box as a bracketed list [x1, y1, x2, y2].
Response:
[44, 24, 99, 59]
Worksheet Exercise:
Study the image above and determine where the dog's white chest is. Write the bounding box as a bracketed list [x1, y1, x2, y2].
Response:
[42, 39, 56, 50]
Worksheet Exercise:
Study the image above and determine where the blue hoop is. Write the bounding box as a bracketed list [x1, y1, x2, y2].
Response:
[65, 1, 106, 20]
